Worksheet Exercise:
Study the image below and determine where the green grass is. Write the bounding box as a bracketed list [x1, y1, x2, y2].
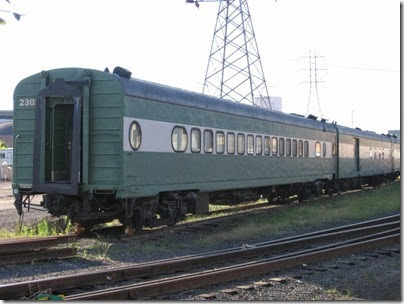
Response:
[0, 217, 74, 239]
[195, 182, 401, 245]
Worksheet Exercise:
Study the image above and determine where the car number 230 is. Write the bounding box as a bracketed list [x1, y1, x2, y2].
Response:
[19, 98, 36, 107]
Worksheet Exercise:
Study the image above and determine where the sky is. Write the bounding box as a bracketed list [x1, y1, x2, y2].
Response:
[0, 0, 400, 134]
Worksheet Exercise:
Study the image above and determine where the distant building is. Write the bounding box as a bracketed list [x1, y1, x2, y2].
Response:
[388, 130, 400, 139]
[254, 96, 282, 112]
[0, 148, 13, 165]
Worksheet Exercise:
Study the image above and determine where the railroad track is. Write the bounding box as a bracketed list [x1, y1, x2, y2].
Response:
[0, 235, 77, 266]
[0, 214, 399, 300]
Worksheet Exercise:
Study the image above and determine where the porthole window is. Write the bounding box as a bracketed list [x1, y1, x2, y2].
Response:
[191, 128, 201, 153]
[323, 143, 327, 157]
[204, 129, 213, 153]
[315, 142, 321, 157]
[304, 141, 309, 157]
[292, 139, 297, 157]
[286, 139, 291, 156]
[298, 140, 303, 157]
[279, 138, 285, 156]
[172, 126, 188, 152]
[256, 136, 263, 155]
[264, 136, 271, 155]
[247, 135, 254, 155]
[216, 131, 225, 154]
[129, 121, 142, 151]
[237, 133, 245, 155]
[227, 133, 235, 154]
[272, 137, 278, 156]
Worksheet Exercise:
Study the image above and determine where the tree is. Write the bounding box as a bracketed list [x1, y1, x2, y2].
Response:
[0, 0, 23, 25]
[0, 140, 8, 149]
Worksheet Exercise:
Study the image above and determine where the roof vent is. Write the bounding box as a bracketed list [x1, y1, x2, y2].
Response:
[355, 127, 362, 131]
[307, 114, 317, 120]
[113, 66, 132, 79]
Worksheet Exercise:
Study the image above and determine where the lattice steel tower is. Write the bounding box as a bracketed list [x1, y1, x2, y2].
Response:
[188, 0, 271, 109]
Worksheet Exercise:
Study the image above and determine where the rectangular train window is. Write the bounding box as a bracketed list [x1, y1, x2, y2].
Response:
[256, 136, 263, 155]
[247, 135, 254, 155]
[216, 131, 225, 154]
[304, 141, 309, 157]
[237, 133, 245, 155]
[279, 138, 285, 156]
[227, 133, 235, 154]
[264, 136, 271, 155]
[272, 137, 278, 156]
[191, 128, 201, 153]
[286, 139, 291, 156]
[172, 126, 188, 153]
[298, 140, 303, 157]
[204, 129, 213, 153]
[332, 143, 337, 157]
[292, 139, 297, 157]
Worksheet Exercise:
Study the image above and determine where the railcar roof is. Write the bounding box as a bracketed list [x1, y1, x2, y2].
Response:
[116, 74, 398, 143]
[116, 75, 336, 133]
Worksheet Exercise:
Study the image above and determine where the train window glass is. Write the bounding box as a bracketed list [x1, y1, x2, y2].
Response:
[286, 139, 291, 156]
[227, 133, 235, 154]
[172, 126, 188, 152]
[378, 149, 381, 159]
[332, 143, 337, 157]
[382, 149, 384, 159]
[264, 136, 271, 155]
[272, 137, 278, 156]
[279, 138, 285, 156]
[323, 143, 326, 157]
[204, 129, 213, 153]
[216, 131, 225, 154]
[292, 139, 297, 156]
[129, 121, 142, 151]
[315, 142, 321, 157]
[237, 133, 245, 154]
[304, 141, 309, 157]
[247, 135, 254, 155]
[369, 148, 372, 159]
[298, 140, 303, 157]
[191, 128, 201, 153]
[256, 136, 262, 155]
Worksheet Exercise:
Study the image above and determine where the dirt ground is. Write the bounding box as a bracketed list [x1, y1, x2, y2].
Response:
[0, 181, 51, 232]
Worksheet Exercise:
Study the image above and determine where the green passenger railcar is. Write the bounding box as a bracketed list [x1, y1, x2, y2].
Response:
[12, 67, 400, 233]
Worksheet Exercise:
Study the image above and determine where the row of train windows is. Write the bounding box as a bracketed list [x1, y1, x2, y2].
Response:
[370, 148, 401, 159]
[171, 126, 330, 157]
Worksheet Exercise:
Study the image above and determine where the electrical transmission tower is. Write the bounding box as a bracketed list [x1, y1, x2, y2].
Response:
[300, 51, 327, 118]
[187, 0, 271, 109]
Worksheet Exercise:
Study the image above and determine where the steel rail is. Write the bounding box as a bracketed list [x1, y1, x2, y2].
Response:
[0, 235, 77, 255]
[0, 214, 399, 300]
[65, 231, 399, 300]
[0, 248, 77, 266]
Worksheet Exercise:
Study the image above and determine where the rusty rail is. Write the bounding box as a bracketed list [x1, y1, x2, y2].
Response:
[0, 248, 77, 266]
[0, 214, 399, 300]
[0, 235, 76, 255]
